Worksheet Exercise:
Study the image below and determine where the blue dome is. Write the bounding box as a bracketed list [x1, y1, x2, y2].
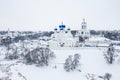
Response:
[59, 24, 66, 30]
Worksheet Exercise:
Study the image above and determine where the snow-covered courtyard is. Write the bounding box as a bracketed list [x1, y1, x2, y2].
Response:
[0, 46, 120, 80]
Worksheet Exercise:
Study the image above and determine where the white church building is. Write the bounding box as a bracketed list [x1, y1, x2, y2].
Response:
[49, 19, 90, 47]
[50, 22, 76, 47]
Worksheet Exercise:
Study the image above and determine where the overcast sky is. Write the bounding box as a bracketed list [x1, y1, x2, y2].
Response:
[0, 0, 120, 31]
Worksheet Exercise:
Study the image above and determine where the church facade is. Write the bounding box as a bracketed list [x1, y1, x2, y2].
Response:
[51, 22, 76, 47]
[50, 19, 90, 47]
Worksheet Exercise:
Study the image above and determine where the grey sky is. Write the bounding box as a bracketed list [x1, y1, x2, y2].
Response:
[0, 0, 120, 31]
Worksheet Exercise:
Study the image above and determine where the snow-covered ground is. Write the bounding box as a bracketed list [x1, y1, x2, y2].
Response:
[0, 46, 120, 80]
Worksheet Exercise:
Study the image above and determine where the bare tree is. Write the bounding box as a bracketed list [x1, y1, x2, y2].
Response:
[104, 46, 117, 64]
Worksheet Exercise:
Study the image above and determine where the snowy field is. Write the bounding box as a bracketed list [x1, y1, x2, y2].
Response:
[0, 47, 120, 80]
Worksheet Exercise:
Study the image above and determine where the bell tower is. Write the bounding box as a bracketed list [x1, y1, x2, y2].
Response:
[81, 18, 87, 29]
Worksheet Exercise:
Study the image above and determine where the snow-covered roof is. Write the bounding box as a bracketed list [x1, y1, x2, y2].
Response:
[114, 45, 120, 50]
[97, 43, 109, 47]
[89, 37, 110, 42]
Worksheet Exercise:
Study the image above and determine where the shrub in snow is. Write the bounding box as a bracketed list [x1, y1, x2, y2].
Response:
[98, 73, 112, 80]
[104, 73, 112, 80]
[85, 74, 97, 80]
[24, 47, 55, 66]
[104, 46, 117, 64]
[64, 54, 81, 72]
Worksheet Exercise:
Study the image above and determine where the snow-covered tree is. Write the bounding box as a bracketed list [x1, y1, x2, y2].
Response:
[19, 41, 30, 59]
[72, 54, 80, 70]
[104, 46, 117, 64]
[5, 43, 19, 60]
[64, 54, 81, 72]
[64, 55, 72, 72]
[24, 47, 55, 66]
